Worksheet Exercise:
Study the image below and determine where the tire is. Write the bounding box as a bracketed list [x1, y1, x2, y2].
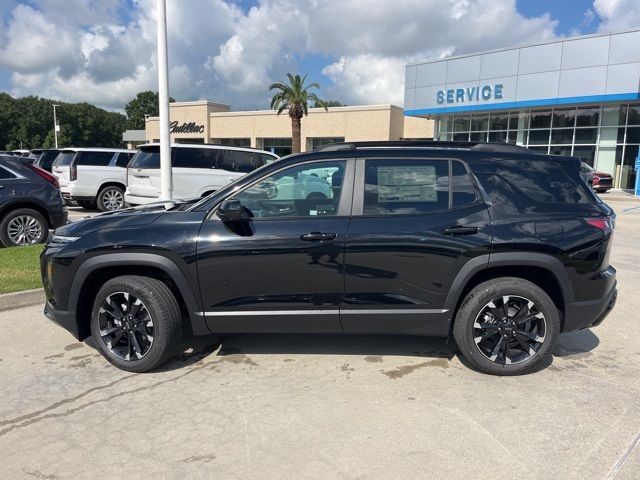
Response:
[90, 275, 183, 372]
[0, 208, 49, 247]
[77, 200, 96, 209]
[96, 185, 125, 211]
[596, 189, 608, 194]
[453, 277, 560, 376]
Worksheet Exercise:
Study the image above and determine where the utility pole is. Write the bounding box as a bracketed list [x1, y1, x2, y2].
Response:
[52, 104, 60, 149]
[156, 0, 172, 200]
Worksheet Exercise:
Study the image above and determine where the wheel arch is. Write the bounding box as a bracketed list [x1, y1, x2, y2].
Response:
[98, 181, 126, 194]
[0, 199, 54, 227]
[69, 253, 208, 340]
[445, 253, 573, 332]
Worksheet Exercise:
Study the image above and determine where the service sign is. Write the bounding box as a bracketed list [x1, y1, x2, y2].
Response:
[436, 84, 504, 105]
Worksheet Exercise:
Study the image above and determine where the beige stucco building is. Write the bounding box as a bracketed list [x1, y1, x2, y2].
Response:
[143, 101, 433, 155]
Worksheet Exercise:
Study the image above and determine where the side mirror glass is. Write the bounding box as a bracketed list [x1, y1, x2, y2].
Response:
[217, 198, 253, 222]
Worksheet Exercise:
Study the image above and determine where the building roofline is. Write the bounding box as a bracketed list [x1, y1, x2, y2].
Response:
[206, 104, 403, 118]
[168, 100, 230, 109]
[406, 26, 640, 68]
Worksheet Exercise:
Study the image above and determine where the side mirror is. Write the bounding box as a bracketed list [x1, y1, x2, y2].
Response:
[217, 198, 253, 222]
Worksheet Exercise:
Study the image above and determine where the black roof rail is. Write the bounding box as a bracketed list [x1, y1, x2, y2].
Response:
[314, 140, 532, 153]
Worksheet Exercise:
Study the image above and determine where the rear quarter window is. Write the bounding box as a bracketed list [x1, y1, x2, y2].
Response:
[174, 148, 221, 169]
[53, 152, 76, 166]
[77, 151, 115, 166]
[129, 149, 160, 168]
[475, 158, 595, 213]
[0, 165, 17, 179]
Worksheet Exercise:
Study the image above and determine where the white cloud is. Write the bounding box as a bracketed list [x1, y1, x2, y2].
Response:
[594, 0, 640, 31]
[0, 0, 636, 112]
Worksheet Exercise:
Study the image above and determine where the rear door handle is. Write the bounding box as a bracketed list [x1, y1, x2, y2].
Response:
[300, 232, 336, 241]
[443, 225, 478, 235]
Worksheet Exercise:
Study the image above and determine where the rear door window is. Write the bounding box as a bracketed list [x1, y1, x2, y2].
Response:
[174, 148, 217, 168]
[77, 151, 114, 166]
[362, 159, 449, 215]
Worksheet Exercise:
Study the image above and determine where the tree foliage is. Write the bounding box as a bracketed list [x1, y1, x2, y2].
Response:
[269, 74, 328, 154]
[124, 91, 175, 130]
[0, 92, 126, 150]
[314, 99, 345, 108]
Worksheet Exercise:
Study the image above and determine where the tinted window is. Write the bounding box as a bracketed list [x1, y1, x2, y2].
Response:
[129, 148, 160, 168]
[217, 150, 236, 172]
[0, 166, 16, 179]
[234, 151, 255, 173]
[234, 161, 345, 218]
[38, 151, 59, 170]
[53, 152, 76, 166]
[452, 161, 477, 207]
[476, 159, 594, 211]
[261, 153, 276, 164]
[115, 152, 133, 168]
[174, 148, 221, 169]
[363, 159, 448, 215]
[77, 151, 114, 166]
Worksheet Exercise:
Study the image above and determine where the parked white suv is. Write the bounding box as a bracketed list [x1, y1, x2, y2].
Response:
[52, 148, 135, 211]
[125, 144, 278, 205]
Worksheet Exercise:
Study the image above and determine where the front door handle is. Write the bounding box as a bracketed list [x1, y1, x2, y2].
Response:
[443, 225, 478, 235]
[300, 232, 336, 242]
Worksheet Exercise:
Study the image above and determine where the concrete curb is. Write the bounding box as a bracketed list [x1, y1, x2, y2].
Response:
[0, 288, 45, 312]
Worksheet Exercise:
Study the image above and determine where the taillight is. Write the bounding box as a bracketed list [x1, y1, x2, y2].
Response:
[70, 163, 77, 181]
[583, 216, 613, 232]
[27, 163, 59, 188]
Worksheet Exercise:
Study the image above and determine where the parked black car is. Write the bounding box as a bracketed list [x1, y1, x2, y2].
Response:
[41, 141, 617, 375]
[0, 155, 67, 247]
[31, 149, 61, 173]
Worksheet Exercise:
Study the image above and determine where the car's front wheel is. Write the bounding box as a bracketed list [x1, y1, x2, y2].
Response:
[453, 277, 560, 375]
[0, 208, 49, 247]
[90, 275, 182, 372]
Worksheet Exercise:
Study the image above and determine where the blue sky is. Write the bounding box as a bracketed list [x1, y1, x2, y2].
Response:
[0, 0, 638, 111]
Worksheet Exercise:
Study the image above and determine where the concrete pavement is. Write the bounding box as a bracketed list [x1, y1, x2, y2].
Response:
[0, 198, 639, 479]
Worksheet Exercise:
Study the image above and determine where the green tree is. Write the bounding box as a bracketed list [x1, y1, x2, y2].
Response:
[124, 91, 175, 130]
[315, 99, 344, 108]
[269, 74, 327, 154]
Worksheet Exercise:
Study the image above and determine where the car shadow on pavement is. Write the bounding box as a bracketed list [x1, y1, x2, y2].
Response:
[553, 329, 600, 357]
[156, 329, 600, 374]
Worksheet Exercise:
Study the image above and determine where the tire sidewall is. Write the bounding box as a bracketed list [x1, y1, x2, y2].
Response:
[453, 278, 560, 376]
[0, 208, 49, 247]
[90, 277, 178, 372]
[97, 186, 124, 212]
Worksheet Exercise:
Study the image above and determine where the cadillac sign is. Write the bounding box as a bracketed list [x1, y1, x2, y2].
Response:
[170, 121, 205, 134]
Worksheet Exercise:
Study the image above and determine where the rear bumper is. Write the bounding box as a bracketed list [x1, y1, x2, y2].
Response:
[124, 193, 158, 206]
[563, 280, 617, 332]
[50, 209, 68, 228]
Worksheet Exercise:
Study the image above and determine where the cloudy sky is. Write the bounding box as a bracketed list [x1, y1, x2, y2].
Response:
[0, 0, 639, 112]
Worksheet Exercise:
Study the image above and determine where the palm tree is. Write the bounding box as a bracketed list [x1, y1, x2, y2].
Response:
[269, 73, 328, 154]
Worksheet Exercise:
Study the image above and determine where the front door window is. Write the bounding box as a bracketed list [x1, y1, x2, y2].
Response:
[234, 161, 346, 218]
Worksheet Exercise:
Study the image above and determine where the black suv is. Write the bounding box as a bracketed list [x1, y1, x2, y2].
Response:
[1, 155, 67, 247]
[40, 142, 617, 375]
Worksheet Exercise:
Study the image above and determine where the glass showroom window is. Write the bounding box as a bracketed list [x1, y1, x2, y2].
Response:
[307, 137, 345, 150]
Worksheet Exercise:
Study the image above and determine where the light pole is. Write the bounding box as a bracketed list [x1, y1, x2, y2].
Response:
[156, 0, 172, 201]
[52, 104, 60, 149]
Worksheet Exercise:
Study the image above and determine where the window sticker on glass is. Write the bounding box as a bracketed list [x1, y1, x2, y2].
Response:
[377, 166, 437, 202]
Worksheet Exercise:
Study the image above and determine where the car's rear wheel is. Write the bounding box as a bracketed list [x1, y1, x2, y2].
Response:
[0, 208, 49, 247]
[90, 275, 182, 372]
[97, 185, 125, 211]
[453, 277, 559, 375]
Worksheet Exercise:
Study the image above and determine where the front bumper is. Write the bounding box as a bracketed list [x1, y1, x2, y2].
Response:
[44, 301, 81, 340]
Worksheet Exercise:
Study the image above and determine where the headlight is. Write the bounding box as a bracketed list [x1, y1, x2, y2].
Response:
[50, 234, 80, 245]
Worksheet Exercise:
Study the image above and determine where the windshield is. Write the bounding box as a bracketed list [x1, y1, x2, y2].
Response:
[129, 148, 160, 168]
[53, 152, 76, 166]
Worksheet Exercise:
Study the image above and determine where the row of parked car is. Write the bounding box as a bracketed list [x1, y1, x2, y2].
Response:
[0, 144, 279, 247]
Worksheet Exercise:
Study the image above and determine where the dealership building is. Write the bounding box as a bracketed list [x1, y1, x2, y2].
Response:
[140, 101, 432, 156]
[404, 28, 640, 189]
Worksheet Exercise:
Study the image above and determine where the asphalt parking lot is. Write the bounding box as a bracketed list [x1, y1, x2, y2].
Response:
[1, 198, 640, 479]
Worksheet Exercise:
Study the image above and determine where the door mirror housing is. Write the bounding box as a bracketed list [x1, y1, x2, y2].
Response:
[217, 198, 253, 222]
